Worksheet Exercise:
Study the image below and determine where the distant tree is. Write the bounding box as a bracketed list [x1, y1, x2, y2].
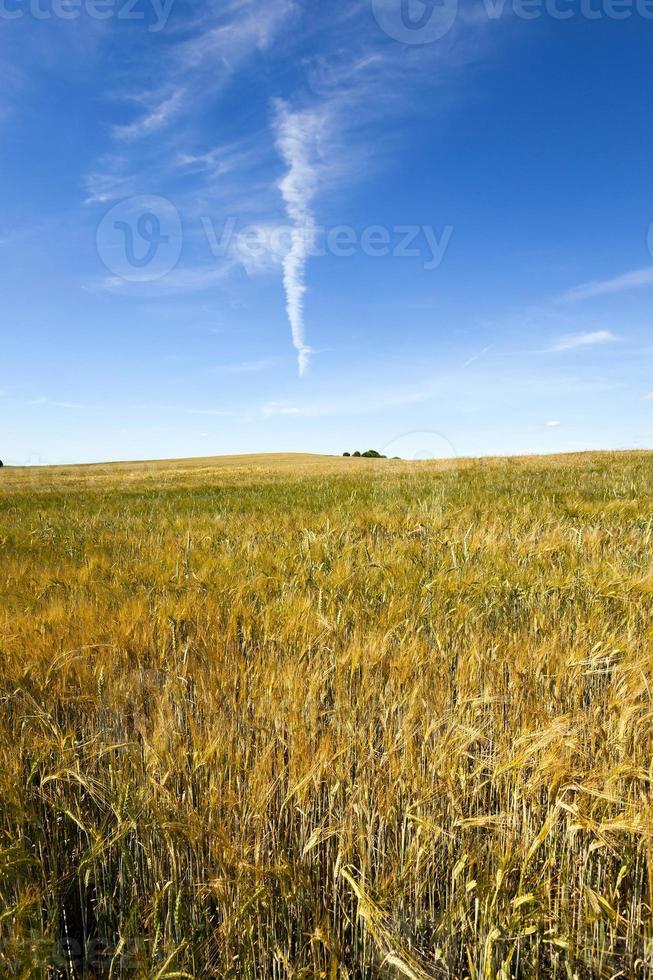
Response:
[353, 451, 361, 457]
[343, 452, 351, 457]
[0, 460, 3, 468]
[362, 450, 384, 458]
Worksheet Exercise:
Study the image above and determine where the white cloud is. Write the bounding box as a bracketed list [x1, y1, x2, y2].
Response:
[561, 266, 653, 303]
[259, 9, 494, 374]
[178, 0, 296, 69]
[84, 162, 138, 205]
[546, 420, 561, 428]
[273, 101, 326, 376]
[643, 392, 653, 401]
[110, 0, 295, 144]
[263, 401, 300, 416]
[112, 89, 185, 142]
[82, 0, 498, 368]
[230, 222, 289, 275]
[550, 330, 617, 352]
[176, 136, 263, 179]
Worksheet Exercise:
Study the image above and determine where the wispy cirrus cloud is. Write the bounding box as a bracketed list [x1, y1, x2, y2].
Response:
[106, 0, 296, 146]
[84, 156, 143, 205]
[260, 7, 497, 373]
[84, 0, 499, 367]
[177, 0, 296, 69]
[560, 266, 653, 303]
[263, 402, 301, 416]
[176, 135, 265, 180]
[550, 330, 618, 352]
[85, 0, 299, 300]
[496, 329, 620, 357]
[112, 89, 186, 142]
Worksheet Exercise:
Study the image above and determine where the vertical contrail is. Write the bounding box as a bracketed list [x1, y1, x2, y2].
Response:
[274, 101, 320, 376]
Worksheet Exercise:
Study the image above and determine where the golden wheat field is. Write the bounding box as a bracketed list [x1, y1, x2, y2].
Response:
[1, 451, 652, 979]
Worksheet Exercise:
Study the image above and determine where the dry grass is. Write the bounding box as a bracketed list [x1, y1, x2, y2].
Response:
[1, 451, 652, 978]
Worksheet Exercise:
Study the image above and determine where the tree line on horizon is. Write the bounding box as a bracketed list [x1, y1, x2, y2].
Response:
[343, 450, 387, 458]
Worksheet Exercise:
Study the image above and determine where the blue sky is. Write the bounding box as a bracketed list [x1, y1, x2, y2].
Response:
[2, 0, 653, 464]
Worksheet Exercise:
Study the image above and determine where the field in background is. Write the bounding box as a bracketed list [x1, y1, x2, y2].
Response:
[1, 451, 652, 978]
